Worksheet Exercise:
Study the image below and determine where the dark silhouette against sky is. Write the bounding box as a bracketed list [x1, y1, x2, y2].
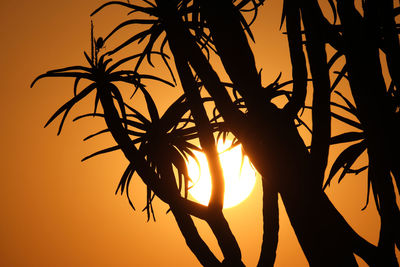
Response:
[1, 0, 400, 266]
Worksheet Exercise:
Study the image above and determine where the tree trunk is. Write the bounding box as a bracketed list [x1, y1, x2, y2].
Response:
[156, 1, 245, 265]
[336, 1, 400, 262]
[242, 106, 376, 265]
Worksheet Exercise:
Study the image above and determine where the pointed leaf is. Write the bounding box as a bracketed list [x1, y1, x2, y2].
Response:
[327, 0, 337, 25]
[45, 83, 97, 134]
[108, 29, 154, 56]
[124, 103, 150, 125]
[81, 145, 121, 162]
[331, 112, 362, 130]
[31, 72, 92, 88]
[334, 90, 357, 115]
[160, 94, 188, 131]
[103, 19, 158, 43]
[109, 84, 128, 129]
[91, 1, 157, 17]
[138, 86, 159, 122]
[330, 131, 364, 145]
[331, 65, 347, 92]
[116, 163, 135, 195]
[324, 140, 366, 190]
[73, 77, 81, 96]
[84, 129, 110, 141]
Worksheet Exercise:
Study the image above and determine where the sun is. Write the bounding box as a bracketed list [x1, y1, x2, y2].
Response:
[187, 140, 256, 209]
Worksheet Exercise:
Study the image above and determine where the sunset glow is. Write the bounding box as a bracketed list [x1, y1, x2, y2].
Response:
[187, 140, 256, 209]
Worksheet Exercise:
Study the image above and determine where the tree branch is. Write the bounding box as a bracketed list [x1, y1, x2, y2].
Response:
[173, 51, 225, 211]
[301, 0, 332, 187]
[283, 0, 308, 118]
[257, 177, 279, 267]
[198, 0, 265, 110]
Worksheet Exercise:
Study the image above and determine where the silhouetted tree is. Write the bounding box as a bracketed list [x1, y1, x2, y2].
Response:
[32, 0, 400, 266]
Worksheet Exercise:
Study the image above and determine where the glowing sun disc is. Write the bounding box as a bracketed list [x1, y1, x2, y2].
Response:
[187, 140, 256, 209]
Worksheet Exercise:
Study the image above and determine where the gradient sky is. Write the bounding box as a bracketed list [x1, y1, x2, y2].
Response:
[0, 0, 395, 266]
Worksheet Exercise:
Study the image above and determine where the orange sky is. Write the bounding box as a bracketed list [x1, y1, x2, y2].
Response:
[0, 0, 396, 266]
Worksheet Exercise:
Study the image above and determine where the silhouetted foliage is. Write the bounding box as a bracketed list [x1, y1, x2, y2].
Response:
[33, 0, 400, 266]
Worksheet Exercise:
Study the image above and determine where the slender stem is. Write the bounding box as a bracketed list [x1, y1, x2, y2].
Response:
[207, 211, 245, 267]
[172, 208, 222, 267]
[174, 51, 225, 211]
[283, 0, 307, 118]
[257, 177, 279, 267]
[155, 0, 245, 132]
[155, 2, 245, 264]
[301, 0, 331, 187]
[198, 0, 264, 110]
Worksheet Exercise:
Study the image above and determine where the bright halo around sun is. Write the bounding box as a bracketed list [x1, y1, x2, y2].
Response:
[187, 140, 256, 209]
